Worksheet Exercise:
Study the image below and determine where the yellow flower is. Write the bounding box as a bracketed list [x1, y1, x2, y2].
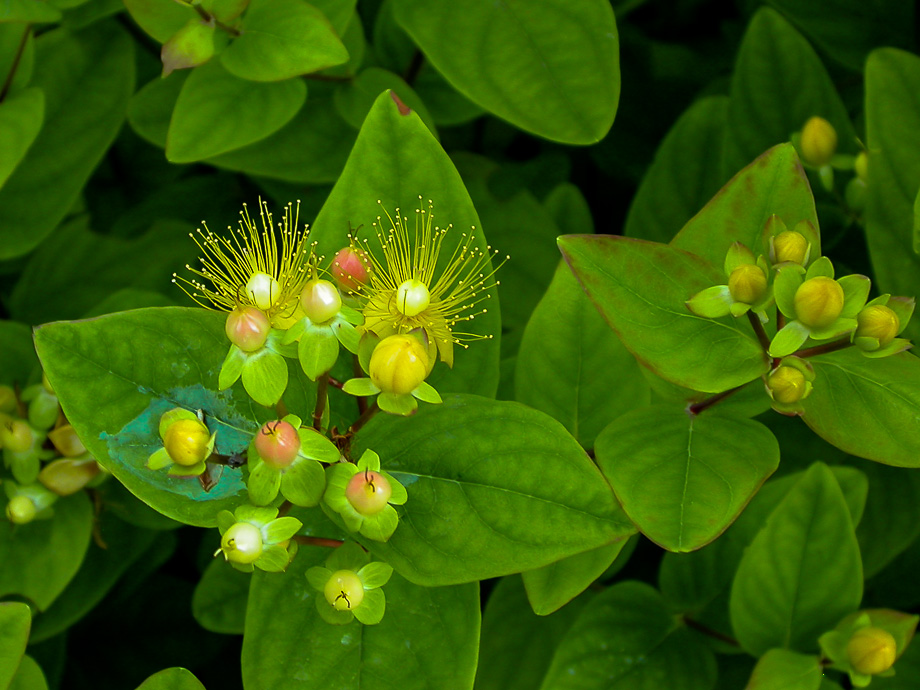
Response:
[173, 199, 314, 325]
[353, 199, 505, 368]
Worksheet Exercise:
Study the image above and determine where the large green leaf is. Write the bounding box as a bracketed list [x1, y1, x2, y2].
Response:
[0, 320, 38, 386]
[8, 655, 47, 690]
[625, 95, 728, 244]
[33, 308, 267, 527]
[0, 88, 43, 189]
[671, 143, 819, 269]
[135, 668, 206, 690]
[166, 60, 306, 162]
[242, 547, 480, 690]
[351, 394, 634, 586]
[10, 218, 194, 324]
[393, 0, 618, 145]
[745, 649, 822, 690]
[516, 262, 650, 449]
[764, 0, 913, 72]
[730, 462, 863, 656]
[0, 493, 93, 611]
[192, 558, 251, 635]
[595, 406, 779, 552]
[558, 234, 769, 393]
[476, 575, 592, 690]
[220, 0, 348, 81]
[0, 21, 134, 260]
[310, 91, 501, 396]
[122, 0, 192, 42]
[0, 602, 31, 690]
[802, 350, 920, 468]
[722, 8, 856, 176]
[540, 581, 717, 690]
[864, 48, 920, 342]
[333, 67, 436, 134]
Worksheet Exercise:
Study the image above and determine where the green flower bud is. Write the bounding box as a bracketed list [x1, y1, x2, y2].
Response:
[773, 230, 809, 265]
[5, 495, 36, 524]
[856, 305, 899, 348]
[220, 521, 264, 565]
[395, 279, 430, 317]
[47, 424, 86, 458]
[846, 627, 897, 676]
[245, 271, 280, 311]
[324, 569, 365, 611]
[225, 306, 271, 352]
[800, 116, 838, 167]
[369, 335, 429, 395]
[39, 458, 99, 496]
[1, 419, 34, 453]
[728, 264, 768, 304]
[164, 418, 212, 467]
[767, 366, 807, 404]
[254, 419, 301, 469]
[300, 279, 342, 324]
[331, 247, 371, 292]
[794, 277, 844, 328]
[854, 151, 869, 183]
[346, 469, 392, 516]
[161, 18, 216, 77]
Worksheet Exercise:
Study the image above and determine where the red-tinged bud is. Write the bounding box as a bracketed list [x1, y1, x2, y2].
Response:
[346, 469, 392, 516]
[226, 306, 271, 352]
[794, 277, 844, 328]
[324, 569, 365, 611]
[161, 18, 216, 77]
[331, 247, 371, 292]
[254, 420, 301, 469]
[300, 279, 342, 324]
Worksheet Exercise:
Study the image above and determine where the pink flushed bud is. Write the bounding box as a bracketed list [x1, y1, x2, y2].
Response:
[254, 420, 301, 469]
[225, 306, 271, 352]
[346, 469, 393, 516]
[331, 247, 371, 293]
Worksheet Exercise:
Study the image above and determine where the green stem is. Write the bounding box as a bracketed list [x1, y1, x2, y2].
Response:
[353, 355, 367, 414]
[687, 384, 745, 417]
[349, 402, 379, 436]
[0, 26, 29, 103]
[796, 337, 852, 358]
[683, 616, 740, 647]
[404, 49, 424, 86]
[193, 4, 240, 37]
[747, 310, 771, 353]
[313, 373, 329, 431]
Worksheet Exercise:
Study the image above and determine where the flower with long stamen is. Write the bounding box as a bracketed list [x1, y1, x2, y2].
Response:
[173, 199, 314, 325]
[352, 199, 506, 368]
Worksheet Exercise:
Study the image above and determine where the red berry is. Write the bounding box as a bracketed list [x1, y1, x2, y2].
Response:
[254, 420, 301, 468]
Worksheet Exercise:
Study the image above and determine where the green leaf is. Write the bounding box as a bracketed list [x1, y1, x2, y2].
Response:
[522, 540, 629, 616]
[0, 22, 135, 261]
[0, 88, 43, 189]
[166, 60, 306, 162]
[126, 71, 187, 148]
[515, 262, 650, 450]
[671, 143, 819, 270]
[192, 558, 251, 635]
[281, 459, 325, 507]
[34, 308, 268, 527]
[722, 8, 856, 176]
[476, 575, 592, 690]
[208, 92, 355, 183]
[595, 406, 780, 552]
[0, 0, 61, 22]
[242, 548, 480, 690]
[9, 218, 195, 324]
[864, 49, 920, 343]
[241, 349, 288, 406]
[220, 0, 348, 81]
[297, 326, 339, 380]
[764, 0, 912, 72]
[730, 462, 863, 656]
[558, 234, 769, 393]
[310, 0, 355, 35]
[0, 602, 31, 690]
[351, 394, 633, 586]
[334, 67, 436, 134]
[625, 96, 729, 244]
[802, 350, 920, 468]
[309, 91, 501, 397]
[8, 655, 47, 690]
[745, 649, 822, 690]
[394, 0, 619, 145]
[122, 0, 192, 42]
[540, 581, 717, 690]
[0, 320, 38, 387]
[29, 512, 159, 643]
[0, 493, 93, 611]
[135, 667, 206, 690]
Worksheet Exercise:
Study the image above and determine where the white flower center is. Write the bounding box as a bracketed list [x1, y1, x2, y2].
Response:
[246, 271, 280, 311]
[396, 279, 430, 317]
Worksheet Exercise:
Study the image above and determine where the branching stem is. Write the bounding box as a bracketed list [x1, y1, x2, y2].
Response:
[747, 310, 771, 352]
[796, 337, 852, 358]
[683, 616, 740, 647]
[293, 535, 344, 548]
[349, 402, 379, 436]
[687, 384, 745, 417]
[313, 373, 329, 431]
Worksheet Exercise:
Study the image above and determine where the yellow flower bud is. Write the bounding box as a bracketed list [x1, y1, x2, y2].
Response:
[794, 277, 844, 328]
[767, 366, 807, 404]
[800, 116, 838, 167]
[369, 335, 429, 395]
[854, 151, 869, 183]
[47, 424, 86, 457]
[773, 231, 809, 265]
[163, 418, 211, 467]
[324, 570, 364, 611]
[728, 264, 768, 304]
[846, 627, 897, 676]
[856, 305, 899, 347]
[395, 279, 431, 317]
[39, 458, 99, 496]
[6, 495, 36, 524]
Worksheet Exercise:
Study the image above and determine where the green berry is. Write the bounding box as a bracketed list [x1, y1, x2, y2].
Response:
[221, 522, 264, 564]
[324, 569, 364, 611]
[346, 469, 392, 516]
